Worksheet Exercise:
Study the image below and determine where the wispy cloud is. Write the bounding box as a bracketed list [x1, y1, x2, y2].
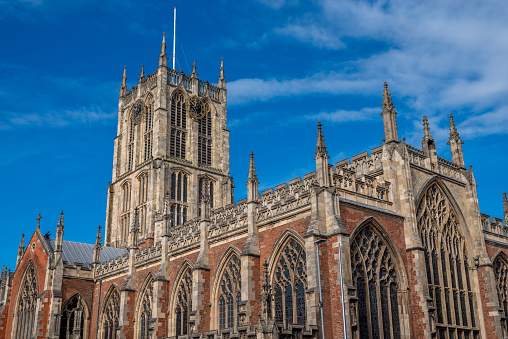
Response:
[274, 24, 344, 50]
[305, 107, 379, 122]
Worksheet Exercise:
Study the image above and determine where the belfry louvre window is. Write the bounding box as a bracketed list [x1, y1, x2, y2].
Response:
[351, 225, 401, 339]
[417, 183, 478, 338]
[175, 267, 192, 337]
[218, 254, 241, 332]
[102, 289, 120, 339]
[170, 92, 187, 159]
[138, 173, 149, 236]
[59, 294, 85, 339]
[139, 280, 153, 339]
[120, 182, 131, 245]
[272, 237, 307, 328]
[128, 119, 135, 172]
[14, 264, 37, 339]
[170, 171, 188, 227]
[494, 255, 508, 334]
[197, 102, 212, 166]
[143, 99, 153, 161]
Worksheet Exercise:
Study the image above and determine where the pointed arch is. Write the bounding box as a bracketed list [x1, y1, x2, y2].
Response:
[350, 218, 407, 339]
[60, 293, 89, 339]
[135, 273, 155, 339]
[142, 93, 154, 162]
[99, 285, 120, 339]
[493, 251, 508, 333]
[211, 246, 242, 332]
[416, 179, 479, 336]
[12, 260, 38, 339]
[197, 99, 212, 166]
[169, 89, 187, 160]
[169, 261, 193, 337]
[268, 231, 307, 328]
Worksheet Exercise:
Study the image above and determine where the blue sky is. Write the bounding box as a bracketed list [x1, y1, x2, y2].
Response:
[1, 0, 507, 269]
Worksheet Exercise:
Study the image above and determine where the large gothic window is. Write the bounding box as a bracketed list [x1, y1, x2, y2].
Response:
[120, 182, 131, 245]
[138, 173, 149, 236]
[217, 254, 241, 332]
[170, 92, 187, 159]
[143, 98, 153, 162]
[417, 183, 478, 338]
[494, 255, 508, 334]
[351, 225, 401, 339]
[14, 264, 38, 339]
[170, 171, 188, 227]
[175, 266, 192, 337]
[138, 278, 153, 339]
[272, 237, 307, 328]
[59, 294, 86, 339]
[101, 288, 120, 339]
[197, 102, 212, 166]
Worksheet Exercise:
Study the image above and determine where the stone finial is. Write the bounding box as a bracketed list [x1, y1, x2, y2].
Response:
[314, 122, 329, 160]
[191, 59, 197, 78]
[503, 192, 508, 222]
[159, 32, 168, 67]
[16, 233, 25, 268]
[381, 82, 399, 143]
[139, 64, 145, 81]
[447, 113, 465, 167]
[95, 225, 102, 248]
[19, 233, 25, 250]
[247, 151, 259, 202]
[218, 57, 226, 89]
[120, 66, 127, 97]
[93, 226, 102, 265]
[36, 214, 42, 229]
[55, 211, 64, 253]
[422, 115, 432, 140]
[448, 113, 463, 143]
[57, 211, 64, 232]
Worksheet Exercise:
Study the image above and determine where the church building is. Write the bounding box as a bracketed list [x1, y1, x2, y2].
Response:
[1, 33, 508, 339]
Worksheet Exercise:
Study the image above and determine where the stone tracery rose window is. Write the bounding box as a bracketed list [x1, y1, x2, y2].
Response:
[14, 264, 37, 339]
[417, 182, 478, 338]
[351, 225, 401, 339]
[272, 237, 307, 328]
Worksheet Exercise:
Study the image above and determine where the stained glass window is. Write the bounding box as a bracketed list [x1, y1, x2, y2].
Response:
[175, 266, 192, 336]
[14, 265, 38, 339]
[139, 279, 153, 339]
[417, 182, 478, 334]
[351, 225, 401, 339]
[217, 254, 241, 332]
[272, 237, 307, 328]
[493, 254, 508, 333]
[59, 294, 85, 339]
[101, 288, 120, 339]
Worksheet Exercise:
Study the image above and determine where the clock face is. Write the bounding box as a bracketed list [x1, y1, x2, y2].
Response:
[132, 100, 143, 123]
[187, 96, 205, 120]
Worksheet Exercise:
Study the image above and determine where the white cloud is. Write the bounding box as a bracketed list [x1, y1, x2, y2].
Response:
[274, 24, 344, 50]
[305, 107, 379, 122]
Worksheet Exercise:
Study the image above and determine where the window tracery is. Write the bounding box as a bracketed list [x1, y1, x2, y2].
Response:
[197, 102, 212, 166]
[59, 294, 86, 339]
[14, 264, 37, 339]
[121, 182, 131, 245]
[128, 119, 135, 172]
[271, 237, 307, 328]
[170, 171, 188, 227]
[494, 255, 508, 334]
[138, 173, 149, 236]
[101, 289, 120, 339]
[139, 279, 153, 339]
[170, 92, 187, 159]
[144, 99, 153, 162]
[175, 266, 192, 337]
[351, 225, 401, 339]
[417, 182, 478, 338]
[217, 254, 241, 332]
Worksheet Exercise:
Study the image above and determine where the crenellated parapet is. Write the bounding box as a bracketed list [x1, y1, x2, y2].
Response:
[406, 143, 461, 180]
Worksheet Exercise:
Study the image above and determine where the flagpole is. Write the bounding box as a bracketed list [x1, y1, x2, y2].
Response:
[172, 7, 176, 70]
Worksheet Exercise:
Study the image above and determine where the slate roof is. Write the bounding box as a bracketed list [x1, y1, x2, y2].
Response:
[46, 238, 128, 268]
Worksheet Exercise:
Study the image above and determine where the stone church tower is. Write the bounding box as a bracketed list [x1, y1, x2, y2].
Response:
[105, 34, 234, 248]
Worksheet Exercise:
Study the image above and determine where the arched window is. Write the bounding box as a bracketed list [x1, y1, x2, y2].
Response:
[272, 237, 307, 328]
[197, 102, 212, 166]
[170, 171, 188, 227]
[144, 98, 153, 161]
[14, 264, 37, 339]
[138, 279, 153, 339]
[417, 182, 478, 338]
[170, 92, 187, 159]
[121, 182, 131, 245]
[351, 225, 401, 339]
[198, 177, 214, 216]
[494, 255, 508, 334]
[59, 294, 86, 339]
[138, 173, 149, 236]
[217, 254, 241, 332]
[101, 288, 120, 339]
[175, 266, 192, 337]
[128, 119, 135, 172]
